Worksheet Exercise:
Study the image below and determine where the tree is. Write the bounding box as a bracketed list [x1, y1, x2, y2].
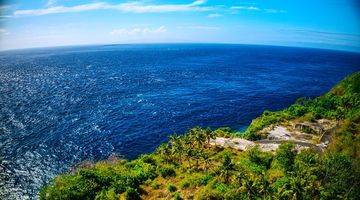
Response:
[189, 127, 205, 148]
[219, 153, 234, 183]
[203, 128, 215, 146]
[276, 142, 296, 173]
[169, 134, 183, 162]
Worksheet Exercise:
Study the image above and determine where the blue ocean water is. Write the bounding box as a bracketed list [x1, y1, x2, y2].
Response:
[0, 44, 359, 199]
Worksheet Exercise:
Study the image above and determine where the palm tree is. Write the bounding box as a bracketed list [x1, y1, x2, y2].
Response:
[157, 143, 171, 163]
[189, 127, 204, 148]
[219, 153, 234, 183]
[204, 127, 215, 146]
[169, 134, 183, 162]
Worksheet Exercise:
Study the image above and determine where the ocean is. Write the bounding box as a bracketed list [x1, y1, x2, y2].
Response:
[0, 44, 359, 199]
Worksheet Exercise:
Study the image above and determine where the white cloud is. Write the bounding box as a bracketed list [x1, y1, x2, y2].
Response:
[230, 5, 285, 14]
[14, 1, 211, 17]
[0, 28, 10, 35]
[12, 1, 285, 18]
[177, 25, 220, 30]
[0, 15, 11, 19]
[46, 0, 58, 7]
[110, 26, 167, 36]
[14, 2, 108, 16]
[207, 13, 222, 18]
[191, 0, 206, 6]
[113, 1, 211, 13]
[264, 9, 286, 13]
[231, 6, 260, 11]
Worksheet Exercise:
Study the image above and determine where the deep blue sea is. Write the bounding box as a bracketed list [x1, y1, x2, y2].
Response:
[0, 44, 359, 199]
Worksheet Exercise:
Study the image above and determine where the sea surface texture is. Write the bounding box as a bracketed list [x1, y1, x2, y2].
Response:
[0, 44, 359, 199]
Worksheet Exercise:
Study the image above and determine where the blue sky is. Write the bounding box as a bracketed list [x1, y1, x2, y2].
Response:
[0, 0, 359, 52]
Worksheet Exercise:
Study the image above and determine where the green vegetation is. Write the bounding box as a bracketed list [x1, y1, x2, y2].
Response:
[167, 184, 177, 192]
[243, 72, 360, 140]
[39, 72, 360, 199]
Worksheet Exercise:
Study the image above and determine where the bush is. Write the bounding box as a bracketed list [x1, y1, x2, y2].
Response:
[139, 154, 156, 165]
[275, 142, 296, 172]
[213, 182, 229, 193]
[248, 146, 273, 169]
[112, 177, 128, 193]
[288, 104, 308, 117]
[196, 174, 213, 186]
[159, 166, 176, 178]
[174, 192, 182, 200]
[39, 172, 101, 200]
[167, 184, 177, 192]
[124, 187, 140, 200]
[321, 153, 359, 199]
[300, 112, 316, 122]
[94, 188, 118, 200]
[150, 182, 160, 189]
[180, 180, 190, 189]
[195, 186, 223, 200]
[213, 127, 237, 138]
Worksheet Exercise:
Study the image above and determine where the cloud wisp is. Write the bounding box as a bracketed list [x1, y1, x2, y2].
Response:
[110, 26, 167, 37]
[207, 13, 222, 18]
[177, 25, 220, 30]
[14, 0, 212, 17]
[46, 0, 58, 7]
[0, 28, 9, 35]
[12, 1, 286, 18]
[231, 5, 285, 13]
[231, 6, 260, 11]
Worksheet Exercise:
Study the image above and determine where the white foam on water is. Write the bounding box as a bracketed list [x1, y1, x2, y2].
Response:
[0, 139, 98, 200]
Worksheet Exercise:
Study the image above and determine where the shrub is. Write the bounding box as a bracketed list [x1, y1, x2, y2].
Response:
[288, 104, 308, 117]
[174, 192, 182, 200]
[124, 187, 140, 200]
[180, 180, 190, 189]
[248, 146, 273, 169]
[300, 112, 316, 122]
[223, 189, 244, 200]
[195, 186, 223, 200]
[132, 162, 157, 181]
[219, 153, 234, 183]
[112, 177, 128, 193]
[94, 188, 118, 200]
[196, 174, 213, 186]
[213, 127, 236, 138]
[167, 184, 177, 192]
[150, 182, 161, 189]
[275, 142, 296, 172]
[320, 153, 358, 199]
[213, 182, 229, 193]
[139, 154, 156, 165]
[159, 166, 176, 178]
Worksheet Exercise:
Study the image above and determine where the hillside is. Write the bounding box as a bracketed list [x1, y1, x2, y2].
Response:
[40, 72, 360, 200]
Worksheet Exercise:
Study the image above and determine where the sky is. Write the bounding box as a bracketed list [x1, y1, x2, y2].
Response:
[0, 0, 359, 52]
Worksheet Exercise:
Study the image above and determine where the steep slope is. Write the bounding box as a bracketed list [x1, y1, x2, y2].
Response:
[40, 72, 360, 200]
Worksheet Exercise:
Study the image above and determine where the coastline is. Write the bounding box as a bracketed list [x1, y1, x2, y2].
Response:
[39, 72, 360, 200]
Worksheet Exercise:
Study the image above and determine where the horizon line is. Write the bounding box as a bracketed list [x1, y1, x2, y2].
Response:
[1, 41, 359, 54]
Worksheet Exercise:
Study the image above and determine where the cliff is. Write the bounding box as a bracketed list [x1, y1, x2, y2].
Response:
[40, 72, 360, 200]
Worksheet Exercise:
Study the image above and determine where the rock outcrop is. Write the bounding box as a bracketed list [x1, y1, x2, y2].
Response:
[210, 119, 338, 152]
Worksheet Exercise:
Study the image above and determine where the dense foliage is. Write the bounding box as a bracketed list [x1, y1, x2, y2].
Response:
[243, 72, 360, 140]
[39, 72, 360, 200]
